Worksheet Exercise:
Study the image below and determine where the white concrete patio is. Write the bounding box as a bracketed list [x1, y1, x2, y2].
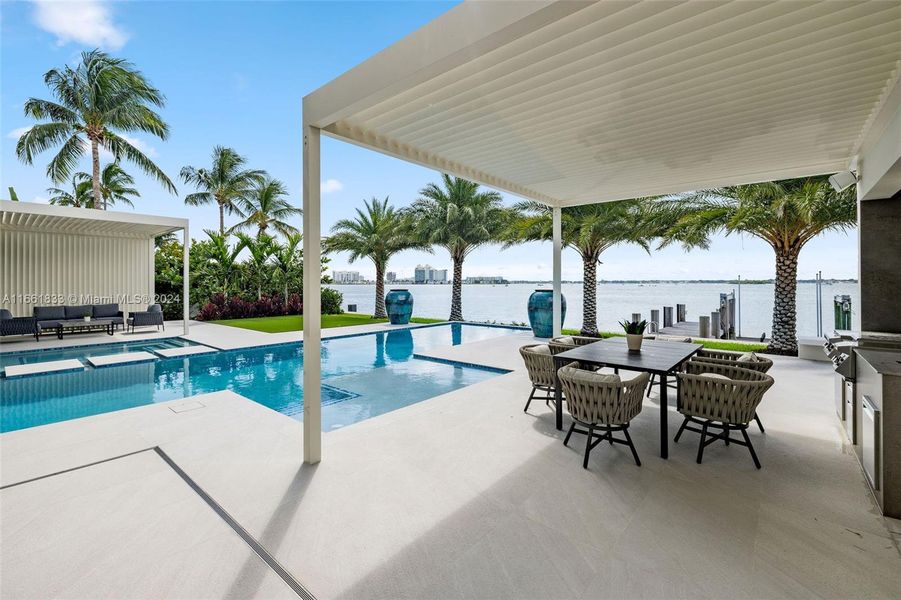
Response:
[2, 330, 900, 599]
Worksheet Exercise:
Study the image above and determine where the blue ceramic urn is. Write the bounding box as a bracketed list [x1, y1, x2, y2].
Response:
[385, 289, 414, 325]
[527, 289, 566, 338]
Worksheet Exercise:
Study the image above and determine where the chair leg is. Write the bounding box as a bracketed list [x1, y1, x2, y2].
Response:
[696, 422, 708, 464]
[754, 413, 765, 433]
[740, 427, 762, 469]
[623, 427, 641, 466]
[607, 425, 614, 445]
[523, 387, 536, 412]
[563, 422, 576, 446]
[674, 416, 689, 442]
[723, 424, 730, 446]
[583, 425, 595, 469]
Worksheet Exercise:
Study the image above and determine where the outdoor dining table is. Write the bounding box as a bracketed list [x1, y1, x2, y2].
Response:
[553, 337, 703, 459]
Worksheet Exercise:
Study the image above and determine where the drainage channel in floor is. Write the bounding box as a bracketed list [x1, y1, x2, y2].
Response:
[1, 447, 315, 600]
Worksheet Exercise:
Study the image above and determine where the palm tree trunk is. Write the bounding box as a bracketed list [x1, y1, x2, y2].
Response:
[581, 254, 599, 336]
[284, 280, 289, 308]
[450, 253, 464, 321]
[91, 139, 102, 210]
[374, 261, 387, 319]
[770, 247, 800, 355]
[219, 204, 226, 235]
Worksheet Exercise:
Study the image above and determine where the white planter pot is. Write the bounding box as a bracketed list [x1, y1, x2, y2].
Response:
[626, 334, 643, 351]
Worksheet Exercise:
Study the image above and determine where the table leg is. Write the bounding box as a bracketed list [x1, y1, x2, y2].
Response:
[554, 357, 563, 431]
[659, 372, 669, 459]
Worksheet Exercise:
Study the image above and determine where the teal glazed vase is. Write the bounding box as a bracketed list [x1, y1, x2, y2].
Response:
[385, 289, 414, 325]
[527, 289, 566, 338]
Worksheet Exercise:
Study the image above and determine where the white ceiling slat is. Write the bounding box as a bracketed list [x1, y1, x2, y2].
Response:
[427, 68, 889, 170]
[408, 29, 900, 153]
[305, 0, 901, 206]
[372, 1, 892, 141]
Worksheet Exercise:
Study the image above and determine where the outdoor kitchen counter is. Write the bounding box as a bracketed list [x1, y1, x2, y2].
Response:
[856, 348, 901, 376]
[854, 348, 901, 519]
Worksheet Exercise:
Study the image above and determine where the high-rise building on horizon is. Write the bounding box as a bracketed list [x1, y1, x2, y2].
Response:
[332, 270, 363, 284]
[414, 264, 447, 283]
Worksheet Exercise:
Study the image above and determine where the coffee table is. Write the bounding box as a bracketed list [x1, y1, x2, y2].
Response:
[55, 318, 117, 340]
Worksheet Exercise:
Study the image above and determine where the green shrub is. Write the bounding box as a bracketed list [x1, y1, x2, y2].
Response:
[321, 288, 343, 315]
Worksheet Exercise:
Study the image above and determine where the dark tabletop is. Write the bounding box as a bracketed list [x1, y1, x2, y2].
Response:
[57, 318, 116, 327]
[554, 337, 703, 374]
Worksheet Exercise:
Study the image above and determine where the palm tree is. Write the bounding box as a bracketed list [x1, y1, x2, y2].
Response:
[326, 197, 425, 319]
[201, 230, 246, 295]
[181, 146, 266, 235]
[231, 177, 301, 238]
[507, 200, 656, 336]
[236, 233, 277, 300]
[655, 175, 856, 354]
[85, 162, 140, 209]
[272, 233, 303, 306]
[47, 175, 95, 208]
[409, 175, 514, 321]
[16, 49, 176, 207]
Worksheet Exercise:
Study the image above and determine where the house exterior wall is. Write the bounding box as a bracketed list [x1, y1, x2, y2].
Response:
[0, 228, 154, 317]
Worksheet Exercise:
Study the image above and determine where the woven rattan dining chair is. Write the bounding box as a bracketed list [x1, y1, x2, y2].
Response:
[691, 350, 773, 432]
[548, 335, 601, 355]
[644, 335, 693, 397]
[520, 344, 558, 412]
[674, 361, 774, 469]
[558, 364, 650, 468]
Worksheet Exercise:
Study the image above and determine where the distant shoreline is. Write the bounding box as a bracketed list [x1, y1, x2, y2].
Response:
[332, 279, 858, 285]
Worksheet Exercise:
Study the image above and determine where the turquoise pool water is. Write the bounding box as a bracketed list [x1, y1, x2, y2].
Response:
[0, 324, 516, 433]
[0, 337, 198, 369]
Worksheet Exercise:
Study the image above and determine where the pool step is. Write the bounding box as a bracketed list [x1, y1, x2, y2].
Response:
[87, 352, 157, 368]
[152, 345, 217, 359]
[3, 359, 86, 379]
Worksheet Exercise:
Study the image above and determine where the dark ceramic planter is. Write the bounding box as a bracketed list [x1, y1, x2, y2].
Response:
[527, 289, 566, 338]
[385, 289, 414, 325]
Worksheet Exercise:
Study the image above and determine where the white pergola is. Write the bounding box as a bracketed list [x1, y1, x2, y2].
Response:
[0, 200, 190, 334]
[301, 0, 901, 463]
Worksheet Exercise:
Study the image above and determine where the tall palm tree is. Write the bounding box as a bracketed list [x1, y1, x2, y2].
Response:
[409, 175, 514, 321]
[47, 175, 94, 208]
[236, 233, 277, 300]
[85, 162, 140, 209]
[272, 233, 303, 306]
[507, 200, 656, 336]
[181, 146, 266, 235]
[655, 175, 856, 354]
[231, 177, 301, 238]
[326, 197, 425, 319]
[16, 49, 176, 207]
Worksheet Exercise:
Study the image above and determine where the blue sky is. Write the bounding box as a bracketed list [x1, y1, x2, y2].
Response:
[1, 0, 858, 281]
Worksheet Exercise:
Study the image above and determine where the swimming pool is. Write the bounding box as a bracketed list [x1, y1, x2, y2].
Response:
[0, 337, 198, 369]
[0, 324, 517, 433]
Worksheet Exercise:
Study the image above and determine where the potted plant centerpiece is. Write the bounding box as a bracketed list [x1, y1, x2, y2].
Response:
[620, 318, 647, 352]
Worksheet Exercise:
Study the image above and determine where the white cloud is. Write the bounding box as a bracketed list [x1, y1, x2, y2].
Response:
[120, 135, 158, 158]
[7, 127, 32, 139]
[32, 0, 128, 50]
[322, 178, 344, 194]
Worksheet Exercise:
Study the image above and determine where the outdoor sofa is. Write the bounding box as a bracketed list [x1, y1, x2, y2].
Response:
[31, 303, 125, 340]
[0, 309, 36, 338]
[127, 304, 164, 332]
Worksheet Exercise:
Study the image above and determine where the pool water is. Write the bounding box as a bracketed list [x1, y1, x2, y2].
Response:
[0, 337, 198, 369]
[0, 324, 517, 433]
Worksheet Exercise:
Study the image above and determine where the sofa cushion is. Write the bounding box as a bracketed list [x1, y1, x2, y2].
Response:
[0, 309, 11, 320]
[737, 352, 760, 363]
[555, 336, 575, 345]
[34, 306, 66, 320]
[93, 303, 119, 318]
[526, 344, 551, 355]
[699, 372, 731, 381]
[65, 305, 93, 319]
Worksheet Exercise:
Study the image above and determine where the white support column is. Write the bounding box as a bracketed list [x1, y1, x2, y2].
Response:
[552, 206, 562, 338]
[182, 224, 190, 335]
[302, 122, 322, 464]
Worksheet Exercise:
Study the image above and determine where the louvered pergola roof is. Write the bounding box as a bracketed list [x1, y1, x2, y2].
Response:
[0, 201, 187, 238]
[304, 0, 901, 206]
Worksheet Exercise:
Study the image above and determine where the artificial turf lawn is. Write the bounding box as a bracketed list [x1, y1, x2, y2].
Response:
[211, 313, 444, 333]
